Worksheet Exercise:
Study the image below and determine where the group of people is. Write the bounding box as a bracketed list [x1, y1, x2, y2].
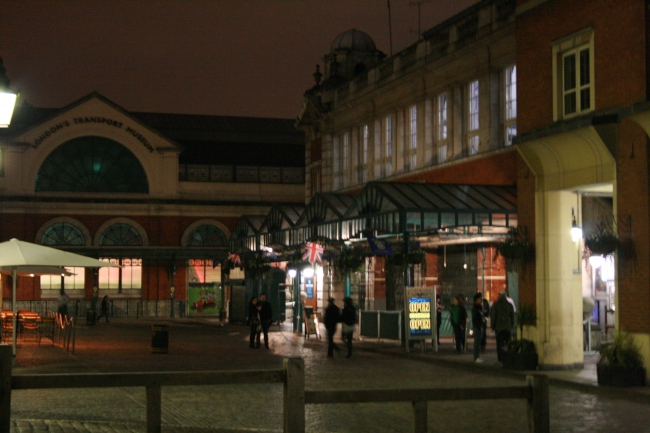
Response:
[324, 297, 357, 358]
[248, 293, 273, 348]
[444, 290, 515, 363]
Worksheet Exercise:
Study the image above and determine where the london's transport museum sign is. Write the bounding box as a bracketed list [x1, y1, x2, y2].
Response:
[31, 116, 155, 152]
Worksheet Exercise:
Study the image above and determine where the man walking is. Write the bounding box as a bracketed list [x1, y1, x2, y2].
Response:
[490, 290, 514, 362]
[472, 293, 484, 363]
[258, 293, 273, 348]
[324, 298, 341, 357]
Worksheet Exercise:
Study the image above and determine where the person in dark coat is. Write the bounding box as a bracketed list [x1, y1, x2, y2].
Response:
[323, 298, 341, 357]
[490, 291, 515, 361]
[472, 293, 484, 363]
[450, 295, 467, 353]
[258, 293, 273, 348]
[96, 295, 110, 323]
[248, 296, 261, 349]
[435, 295, 443, 346]
[341, 297, 357, 358]
[481, 297, 490, 351]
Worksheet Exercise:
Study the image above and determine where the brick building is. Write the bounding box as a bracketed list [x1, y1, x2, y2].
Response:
[0, 92, 304, 317]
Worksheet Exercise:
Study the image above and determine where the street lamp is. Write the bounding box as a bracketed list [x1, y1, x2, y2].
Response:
[0, 58, 17, 128]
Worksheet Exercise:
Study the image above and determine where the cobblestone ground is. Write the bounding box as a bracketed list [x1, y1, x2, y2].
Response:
[7, 318, 650, 432]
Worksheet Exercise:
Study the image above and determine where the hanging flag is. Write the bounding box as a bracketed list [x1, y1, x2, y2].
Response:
[302, 242, 324, 264]
[227, 253, 241, 266]
[212, 257, 221, 268]
[367, 235, 394, 256]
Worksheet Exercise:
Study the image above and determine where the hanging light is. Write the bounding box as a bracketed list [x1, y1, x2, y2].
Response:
[571, 208, 582, 242]
[302, 267, 314, 278]
[288, 269, 297, 279]
[0, 59, 17, 128]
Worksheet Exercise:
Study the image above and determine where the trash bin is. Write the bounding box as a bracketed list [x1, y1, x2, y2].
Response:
[86, 310, 95, 326]
[151, 324, 169, 354]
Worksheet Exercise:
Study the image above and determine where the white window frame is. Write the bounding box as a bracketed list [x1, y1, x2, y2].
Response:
[552, 28, 594, 121]
[437, 93, 448, 141]
[409, 105, 417, 170]
[469, 135, 479, 155]
[437, 144, 447, 164]
[468, 80, 479, 132]
[360, 124, 369, 183]
[504, 65, 517, 147]
[384, 115, 393, 176]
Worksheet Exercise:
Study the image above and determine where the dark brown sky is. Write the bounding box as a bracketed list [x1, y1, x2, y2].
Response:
[1, 0, 478, 119]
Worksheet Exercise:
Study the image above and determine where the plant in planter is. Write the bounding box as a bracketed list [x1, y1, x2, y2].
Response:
[585, 224, 620, 256]
[503, 303, 538, 370]
[332, 248, 364, 274]
[597, 332, 646, 387]
[244, 253, 272, 279]
[497, 229, 533, 269]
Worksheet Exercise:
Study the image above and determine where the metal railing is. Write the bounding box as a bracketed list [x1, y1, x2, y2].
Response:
[1, 348, 550, 433]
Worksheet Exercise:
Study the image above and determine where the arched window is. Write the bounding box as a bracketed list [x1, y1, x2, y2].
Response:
[35, 136, 149, 193]
[99, 223, 143, 246]
[41, 222, 86, 246]
[187, 224, 228, 246]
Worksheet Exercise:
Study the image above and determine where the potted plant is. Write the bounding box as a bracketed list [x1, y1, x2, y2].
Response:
[497, 229, 533, 269]
[585, 224, 620, 256]
[503, 303, 538, 370]
[332, 248, 364, 274]
[597, 332, 646, 386]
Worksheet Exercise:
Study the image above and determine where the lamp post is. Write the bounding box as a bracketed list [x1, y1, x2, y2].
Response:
[0, 58, 17, 128]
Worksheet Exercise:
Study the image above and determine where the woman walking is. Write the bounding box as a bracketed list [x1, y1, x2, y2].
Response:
[248, 296, 261, 349]
[341, 297, 357, 358]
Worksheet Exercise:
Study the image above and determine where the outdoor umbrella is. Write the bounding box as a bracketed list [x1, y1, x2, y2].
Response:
[0, 238, 119, 357]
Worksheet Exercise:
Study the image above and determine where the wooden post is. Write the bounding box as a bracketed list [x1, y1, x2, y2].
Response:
[526, 374, 549, 433]
[411, 400, 427, 433]
[146, 384, 162, 433]
[0, 345, 12, 433]
[283, 357, 305, 433]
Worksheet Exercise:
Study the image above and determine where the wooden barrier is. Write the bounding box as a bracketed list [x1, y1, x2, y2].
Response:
[0, 345, 549, 433]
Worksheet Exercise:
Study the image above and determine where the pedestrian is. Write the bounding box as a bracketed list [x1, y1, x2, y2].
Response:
[491, 290, 515, 361]
[324, 297, 341, 357]
[258, 293, 273, 348]
[248, 296, 261, 349]
[97, 295, 110, 323]
[435, 295, 443, 346]
[341, 297, 357, 358]
[481, 296, 490, 351]
[472, 293, 484, 363]
[450, 295, 467, 353]
[57, 289, 70, 319]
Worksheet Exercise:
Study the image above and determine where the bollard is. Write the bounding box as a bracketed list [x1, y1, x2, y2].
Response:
[0, 344, 12, 433]
[151, 324, 169, 354]
[527, 374, 550, 433]
[283, 357, 305, 433]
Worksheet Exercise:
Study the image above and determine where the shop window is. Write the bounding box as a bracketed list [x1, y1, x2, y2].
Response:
[35, 136, 148, 193]
[188, 259, 221, 284]
[99, 258, 142, 291]
[40, 267, 85, 290]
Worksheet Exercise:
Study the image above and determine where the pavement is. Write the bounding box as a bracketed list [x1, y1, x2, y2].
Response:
[5, 316, 650, 432]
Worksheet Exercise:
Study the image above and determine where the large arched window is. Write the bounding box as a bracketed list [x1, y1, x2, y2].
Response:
[99, 223, 143, 246]
[187, 224, 228, 246]
[35, 136, 149, 193]
[41, 222, 86, 246]
[39, 222, 87, 291]
[98, 222, 143, 293]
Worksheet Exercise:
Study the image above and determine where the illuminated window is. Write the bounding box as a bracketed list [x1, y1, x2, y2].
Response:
[437, 93, 448, 140]
[40, 267, 85, 290]
[99, 258, 142, 291]
[505, 65, 517, 120]
[469, 135, 479, 155]
[468, 80, 479, 131]
[188, 259, 221, 284]
[409, 105, 418, 170]
[385, 115, 393, 176]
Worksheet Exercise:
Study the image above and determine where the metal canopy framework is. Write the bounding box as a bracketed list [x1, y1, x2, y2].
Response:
[230, 215, 266, 252]
[256, 204, 305, 249]
[229, 182, 518, 256]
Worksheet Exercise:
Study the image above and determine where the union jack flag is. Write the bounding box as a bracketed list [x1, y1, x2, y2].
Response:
[302, 242, 324, 264]
[227, 253, 241, 266]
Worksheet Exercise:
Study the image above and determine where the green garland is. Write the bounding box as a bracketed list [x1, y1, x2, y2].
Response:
[585, 225, 620, 256]
[497, 230, 533, 263]
[332, 249, 365, 274]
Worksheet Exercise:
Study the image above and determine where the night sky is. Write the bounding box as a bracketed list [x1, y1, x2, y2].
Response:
[1, 0, 478, 119]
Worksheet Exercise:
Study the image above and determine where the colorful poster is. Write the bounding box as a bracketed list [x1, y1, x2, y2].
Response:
[188, 283, 221, 315]
[305, 277, 314, 299]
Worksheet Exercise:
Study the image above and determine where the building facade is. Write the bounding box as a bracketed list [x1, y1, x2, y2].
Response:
[0, 92, 304, 317]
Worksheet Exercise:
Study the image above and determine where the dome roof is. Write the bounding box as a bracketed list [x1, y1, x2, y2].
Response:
[330, 29, 376, 53]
